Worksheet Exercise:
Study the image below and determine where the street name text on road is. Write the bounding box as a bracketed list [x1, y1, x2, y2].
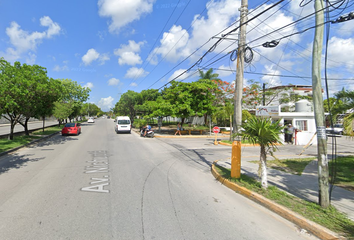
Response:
[81, 151, 110, 193]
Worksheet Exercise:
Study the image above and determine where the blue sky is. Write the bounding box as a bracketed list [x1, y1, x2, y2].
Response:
[1, 0, 354, 111]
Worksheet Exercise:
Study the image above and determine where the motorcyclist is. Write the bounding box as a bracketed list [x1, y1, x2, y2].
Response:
[143, 124, 151, 137]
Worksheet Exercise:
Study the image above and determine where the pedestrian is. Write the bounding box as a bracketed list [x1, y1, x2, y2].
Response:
[175, 122, 182, 136]
[286, 124, 300, 144]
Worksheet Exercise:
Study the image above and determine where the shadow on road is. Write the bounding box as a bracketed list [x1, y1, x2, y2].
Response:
[0, 153, 45, 174]
[0, 134, 79, 174]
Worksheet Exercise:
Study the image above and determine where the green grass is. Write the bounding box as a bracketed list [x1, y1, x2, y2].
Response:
[220, 139, 254, 144]
[214, 165, 354, 238]
[266, 157, 316, 175]
[0, 125, 63, 154]
[31, 126, 62, 136]
[0, 135, 41, 153]
[330, 156, 354, 190]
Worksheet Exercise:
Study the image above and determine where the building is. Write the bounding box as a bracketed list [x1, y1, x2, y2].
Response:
[256, 100, 317, 145]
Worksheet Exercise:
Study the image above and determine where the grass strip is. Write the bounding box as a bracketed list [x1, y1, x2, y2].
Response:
[0, 135, 41, 153]
[265, 157, 316, 175]
[31, 126, 62, 136]
[220, 139, 254, 144]
[214, 165, 354, 239]
[330, 156, 354, 190]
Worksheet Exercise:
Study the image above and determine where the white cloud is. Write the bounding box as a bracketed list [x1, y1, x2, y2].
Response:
[98, 0, 155, 34]
[124, 67, 148, 78]
[335, 21, 354, 38]
[53, 64, 69, 72]
[168, 69, 188, 81]
[114, 40, 144, 66]
[216, 65, 234, 78]
[118, 52, 142, 65]
[327, 37, 354, 71]
[1, 16, 61, 62]
[83, 82, 94, 89]
[130, 82, 138, 87]
[82, 48, 110, 65]
[149, 25, 190, 63]
[108, 77, 120, 86]
[82, 49, 100, 65]
[261, 64, 282, 87]
[97, 96, 114, 111]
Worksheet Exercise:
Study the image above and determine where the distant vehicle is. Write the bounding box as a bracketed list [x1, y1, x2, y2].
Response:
[115, 116, 131, 134]
[62, 123, 81, 136]
[326, 124, 344, 135]
[87, 117, 95, 123]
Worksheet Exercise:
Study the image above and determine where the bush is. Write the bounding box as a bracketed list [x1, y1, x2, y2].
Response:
[133, 119, 147, 129]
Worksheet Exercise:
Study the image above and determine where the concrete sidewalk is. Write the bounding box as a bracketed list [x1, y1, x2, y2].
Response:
[215, 144, 354, 221]
[155, 129, 354, 221]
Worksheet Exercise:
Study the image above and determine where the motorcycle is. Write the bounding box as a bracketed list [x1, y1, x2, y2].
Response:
[140, 128, 154, 138]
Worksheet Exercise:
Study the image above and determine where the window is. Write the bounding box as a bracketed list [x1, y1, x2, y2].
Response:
[295, 120, 308, 131]
[118, 120, 130, 124]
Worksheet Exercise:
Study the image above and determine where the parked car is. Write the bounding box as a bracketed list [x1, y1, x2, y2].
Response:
[115, 116, 131, 134]
[87, 117, 95, 123]
[62, 123, 81, 136]
[326, 124, 344, 135]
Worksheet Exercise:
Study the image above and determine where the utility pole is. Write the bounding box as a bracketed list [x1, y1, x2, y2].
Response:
[231, 0, 248, 178]
[312, 0, 329, 207]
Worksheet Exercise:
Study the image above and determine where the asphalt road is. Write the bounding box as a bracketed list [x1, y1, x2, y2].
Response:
[0, 120, 59, 136]
[0, 118, 319, 240]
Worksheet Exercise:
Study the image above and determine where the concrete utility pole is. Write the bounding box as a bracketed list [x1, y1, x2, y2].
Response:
[231, 0, 248, 178]
[312, 0, 330, 207]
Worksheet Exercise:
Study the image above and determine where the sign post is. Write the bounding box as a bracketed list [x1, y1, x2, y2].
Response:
[213, 126, 220, 145]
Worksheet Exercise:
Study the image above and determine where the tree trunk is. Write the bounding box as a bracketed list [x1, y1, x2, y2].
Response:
[42, 116, 45, 132]
[9, 122, 15, 140]
[24, 118, 29, 136]
[260, 145, 268, 189]
[229, 115, 232, 141]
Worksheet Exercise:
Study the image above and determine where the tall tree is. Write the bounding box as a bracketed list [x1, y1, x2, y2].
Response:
[198, 68, 220, 82]
[149, 80, 217, 124]
[53, 79, 90, 123]
[113, 90, 139, 119]
[0, 59, 30, 139]
[241, 116, 283, 189]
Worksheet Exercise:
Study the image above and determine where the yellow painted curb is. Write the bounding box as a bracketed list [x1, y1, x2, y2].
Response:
[211, 161, 344, 240]
[218, 141, 260, 147]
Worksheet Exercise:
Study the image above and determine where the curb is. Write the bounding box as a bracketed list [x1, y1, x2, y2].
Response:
[211, 161, 344, 240]
[0, 131, 61, 158]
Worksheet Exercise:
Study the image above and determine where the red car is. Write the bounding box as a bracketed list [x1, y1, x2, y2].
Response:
[61, 123, 81, 136]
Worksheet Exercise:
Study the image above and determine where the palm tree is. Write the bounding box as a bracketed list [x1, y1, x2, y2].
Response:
[241, 116, 284, 189]
[198, 68, 220, 81]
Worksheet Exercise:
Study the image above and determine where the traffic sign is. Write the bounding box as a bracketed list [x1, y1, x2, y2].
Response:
[213, 126, 220, 134]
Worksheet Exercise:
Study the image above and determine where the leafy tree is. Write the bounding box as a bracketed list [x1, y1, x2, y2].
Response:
[241, 116, 283, 189]
[0, 60, 33, 139]
[113, 90, 139, 120]
[213, 101, 234, 140]
[211, 79, 235, 104]
[81, 103, 101, 117]
[150, 80, 217, 124]
[53, 79, 90, 123]
[16, 66, 61, 135]
[334, 89, 354, 135]
[134, 89, 161, 117]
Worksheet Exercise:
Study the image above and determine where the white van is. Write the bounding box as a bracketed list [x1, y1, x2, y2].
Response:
[115, 116, 131, 134]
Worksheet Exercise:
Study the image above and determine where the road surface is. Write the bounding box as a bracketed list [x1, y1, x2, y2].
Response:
[0, 118, 318, 240]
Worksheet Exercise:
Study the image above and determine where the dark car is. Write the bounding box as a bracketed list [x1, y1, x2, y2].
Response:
[62, 123, 81, 136]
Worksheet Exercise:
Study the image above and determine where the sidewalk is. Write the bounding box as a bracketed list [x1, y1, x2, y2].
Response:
[215, 145, 354, 221]
[154, 128, 354, 221]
